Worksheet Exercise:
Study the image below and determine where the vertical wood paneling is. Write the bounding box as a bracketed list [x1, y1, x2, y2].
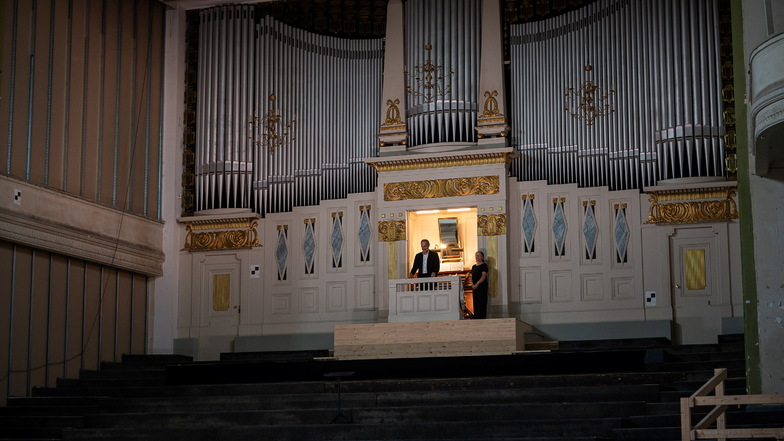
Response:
[8, 1, 32, 179]
[99, 269, 117, 362]
[29, 0, 53, 184]
[82, 0, 104, 201]
[29, 251, 50, 392]
[116, 271, 133, 358]
[82, 263, 101, 370]
[115, 0, 134, 211]
[0, 0, 15, 171]
[129, 1, 149, 215]
[65, 260, 86, 378]
[100, 0, 119, 206]
[48, 0, 69, 189]
[0, 241, 148, 404]
[65, 0, 88, 195]
[47, 255, 68, 388]
[0, 242, 13, 401]
[10, 247, 32, 397]
[131, 274, 147, 354]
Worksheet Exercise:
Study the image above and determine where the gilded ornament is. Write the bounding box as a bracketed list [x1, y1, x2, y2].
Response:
[381, 99, 403, 126]
[477, 214, 507, 236]
[384, 176, 500, 201]
[369, 152, 514, 172]
[645, 188, 739, 225]
[480, 90, 502, 118]
[378, 220, 406, 242]
[183, 219, 260, 251]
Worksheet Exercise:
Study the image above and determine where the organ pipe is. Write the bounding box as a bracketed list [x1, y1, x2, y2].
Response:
[509, 0, 726, 191]
[196, 8, 383, 216]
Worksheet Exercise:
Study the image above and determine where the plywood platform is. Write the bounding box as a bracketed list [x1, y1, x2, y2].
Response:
[333, 318, 533, 360]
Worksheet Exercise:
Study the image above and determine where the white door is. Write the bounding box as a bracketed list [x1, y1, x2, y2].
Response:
[197, 254, 241, 360]
[669, 227, 723, 344]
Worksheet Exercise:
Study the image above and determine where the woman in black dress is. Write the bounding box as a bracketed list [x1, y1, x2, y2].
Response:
[470, 251, 489, 319]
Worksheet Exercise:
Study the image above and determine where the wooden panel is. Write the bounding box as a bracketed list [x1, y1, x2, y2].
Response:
[354, 275, 374, 310]
[8, 2, 33, 178]
[326, 281, 346, 312]
[29, 0, 53, 184]
[29, 252, 50, 389]
[580, 273, 604, 301]
[99, 0, 120, 206]
[82, 1, 104, 201]
[116, 271, 134, 358]
[520, 266, 541, 303]
[48, 0, 70, 190]
[66, 260, 86, 378]
[145, 4, 165, 219]
[612, 277, 635, 300]
[10, 247, 32, 397]
[550, 270, 572, 303]
[47, 255, 69, 387]
[65, 0, 88, 195]
[100, 269, 118, 362]
[82, 263, 102, 369]
[0, 242, 14, 403]
[334, 318, 532, 360]
[130, 274, 147, 354]
[298, 287, 318, 313]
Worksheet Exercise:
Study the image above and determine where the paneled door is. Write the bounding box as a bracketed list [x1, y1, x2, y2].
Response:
[669, 227, 723, 344]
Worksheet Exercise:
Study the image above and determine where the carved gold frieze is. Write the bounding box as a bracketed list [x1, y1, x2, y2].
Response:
[645, 187, 739, 225]
[478, 214, 507, 236]
[184, 218, 260, 251]
[378, 220, 406, 242]
[384, 176, 500, 201]
[369, 152, 515, 172]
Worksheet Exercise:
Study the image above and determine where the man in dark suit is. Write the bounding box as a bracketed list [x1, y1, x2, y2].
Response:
[409, 239, 440, 289]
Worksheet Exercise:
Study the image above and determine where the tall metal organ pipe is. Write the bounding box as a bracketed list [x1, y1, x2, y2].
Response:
[509, 0, 726, 191]
[195, 8, 382, 215]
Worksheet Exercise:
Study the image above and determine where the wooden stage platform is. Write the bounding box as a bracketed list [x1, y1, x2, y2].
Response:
[333, 318, 533, 360]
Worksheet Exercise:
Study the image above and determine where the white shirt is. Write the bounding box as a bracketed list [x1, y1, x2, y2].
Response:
[421, 252, 429, 275]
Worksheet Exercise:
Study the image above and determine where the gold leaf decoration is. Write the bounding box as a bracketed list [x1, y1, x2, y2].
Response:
[646, 188, 739, 225]
[378, 220, 406, 242]
[478, 214, 507, 236]
[184, 219, 260, 251]
[384, 176, 500, 201]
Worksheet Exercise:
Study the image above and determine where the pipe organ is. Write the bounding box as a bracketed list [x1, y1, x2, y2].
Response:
[196, 6, 383, 215]
[509, 0, 727, 190]
[404, 0, 481, 147]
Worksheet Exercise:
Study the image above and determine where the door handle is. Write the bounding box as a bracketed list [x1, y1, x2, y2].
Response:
[674, 284, 681, 289]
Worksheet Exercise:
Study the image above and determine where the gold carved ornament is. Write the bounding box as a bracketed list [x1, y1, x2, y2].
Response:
[480, 90, 502, 119]
[378, 220, 406, 242]
[183, 220, 260, 251]
[384, 176, 500, 201]
[371, 152, 514, 172]
[381, 98, 403, 127]
[645, 189, 739, 225]
[477, 213, 507, 236]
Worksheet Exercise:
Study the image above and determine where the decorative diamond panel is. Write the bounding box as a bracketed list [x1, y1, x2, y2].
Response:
[582, 203, 597, 260]
[522, 197, 536, 253]
[552, 198, 567, 256]
[303, 220, 316, 274]
[275, 226, 288, 281]
[331, 212, 344, 268]
[614, 206, 629, 263]
[358, 206, 371, 262]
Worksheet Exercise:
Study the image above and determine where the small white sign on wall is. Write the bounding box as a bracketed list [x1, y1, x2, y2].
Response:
[645, 291, 657, 306]
[250, 264, 260, 279]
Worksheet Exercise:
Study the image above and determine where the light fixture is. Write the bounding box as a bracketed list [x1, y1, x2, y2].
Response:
[564, 65, 615, 126]
[447, 207, 472, 212]
[415, 209, 440, 214]
[248, 94, 296, 154]
[406, 44, 454, 104]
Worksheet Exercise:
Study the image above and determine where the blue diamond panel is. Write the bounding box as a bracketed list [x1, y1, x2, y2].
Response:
[552, 201, 567, 254]
[304, 223, 316, 272]
[358, 210, 371, 258]
[522, 200, 536, 250]
[331, 215, 344, 267]
[582, 206, 598, 257]
[276, 228, 288, 279]
[614, 208, 629, 260]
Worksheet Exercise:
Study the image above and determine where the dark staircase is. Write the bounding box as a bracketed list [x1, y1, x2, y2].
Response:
[1, 334, 781, 441]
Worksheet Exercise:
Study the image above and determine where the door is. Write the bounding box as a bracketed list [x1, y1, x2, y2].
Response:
[197, 254, 241, 360]
[669, 227, 723, 344]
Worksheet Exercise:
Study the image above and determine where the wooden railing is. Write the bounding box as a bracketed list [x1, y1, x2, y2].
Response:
[681, 368, 784, 441]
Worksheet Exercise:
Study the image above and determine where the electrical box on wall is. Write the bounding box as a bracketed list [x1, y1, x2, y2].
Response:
[645, 291, 657, 306]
